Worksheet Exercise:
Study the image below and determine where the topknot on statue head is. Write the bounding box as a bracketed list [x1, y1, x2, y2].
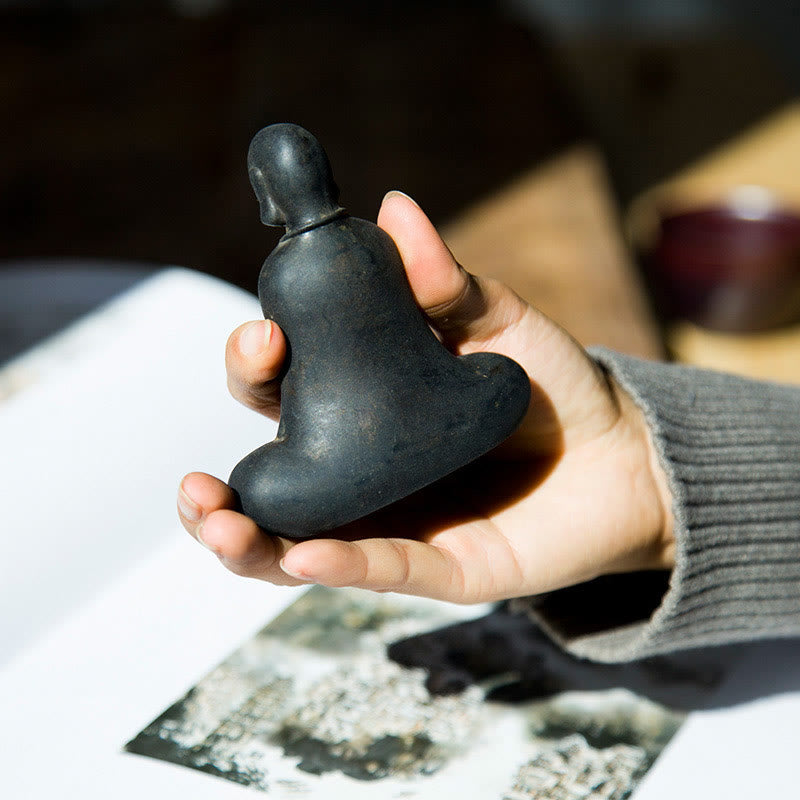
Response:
[247, 123, 343, 233]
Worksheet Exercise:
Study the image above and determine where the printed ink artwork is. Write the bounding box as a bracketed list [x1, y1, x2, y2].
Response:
[126, 587, 685, 799]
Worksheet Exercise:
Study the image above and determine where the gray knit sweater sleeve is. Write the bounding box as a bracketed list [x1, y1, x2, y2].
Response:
[512, 347, 800, 663]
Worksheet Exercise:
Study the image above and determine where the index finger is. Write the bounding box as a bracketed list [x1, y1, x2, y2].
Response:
[278, 521, 518, 605]
[225, 318, 287, 419]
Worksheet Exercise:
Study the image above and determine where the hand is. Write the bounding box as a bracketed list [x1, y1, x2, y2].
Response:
[178, 191, 674, 603]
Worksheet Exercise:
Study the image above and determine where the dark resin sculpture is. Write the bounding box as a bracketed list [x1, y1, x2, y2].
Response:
[229, 123, 530, 538]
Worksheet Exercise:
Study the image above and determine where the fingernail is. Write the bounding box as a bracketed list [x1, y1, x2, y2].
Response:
[178, 486, 202, 523]
[239, 320, 272, 357]
[280, 557, 313, 582]
[383, 189, 420, 208]
[195, 522, 219, 554]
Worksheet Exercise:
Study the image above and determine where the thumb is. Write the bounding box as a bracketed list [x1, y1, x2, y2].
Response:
[377, 190, 527, 347]
[377, 190, 474, 321]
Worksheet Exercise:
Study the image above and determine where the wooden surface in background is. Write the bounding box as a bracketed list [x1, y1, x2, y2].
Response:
[628, 102, 800, 247]
[443, 145, 664, 360]
[670, 321, 800, 384]
[442, 109, 800, 389]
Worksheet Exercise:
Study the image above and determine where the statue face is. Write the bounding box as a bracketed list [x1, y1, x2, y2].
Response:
[249, 167, 285, 227]
[247, 124, 342, 232]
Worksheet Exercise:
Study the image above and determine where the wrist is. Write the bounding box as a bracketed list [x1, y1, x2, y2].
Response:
[610, 375, 676, 573]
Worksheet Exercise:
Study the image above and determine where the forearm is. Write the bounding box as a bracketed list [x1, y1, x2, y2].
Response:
[515, 349, 800, 662]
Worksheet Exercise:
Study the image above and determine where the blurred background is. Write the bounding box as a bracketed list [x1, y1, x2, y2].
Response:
[1, 0, 799, 362]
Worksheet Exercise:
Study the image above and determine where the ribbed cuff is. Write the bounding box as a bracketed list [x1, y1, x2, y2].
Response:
[513, 348, 800, 663]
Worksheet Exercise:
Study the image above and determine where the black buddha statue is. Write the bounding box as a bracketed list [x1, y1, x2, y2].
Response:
[229, 124, 530, 538]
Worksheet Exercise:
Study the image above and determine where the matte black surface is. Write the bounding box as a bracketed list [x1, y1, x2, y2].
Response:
[229, 124, 530, 539]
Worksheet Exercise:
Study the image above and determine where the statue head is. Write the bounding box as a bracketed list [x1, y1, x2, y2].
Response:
[247, 124, 343, 233]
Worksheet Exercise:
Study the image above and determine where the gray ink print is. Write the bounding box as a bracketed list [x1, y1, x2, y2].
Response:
[126, 587, 686, 798]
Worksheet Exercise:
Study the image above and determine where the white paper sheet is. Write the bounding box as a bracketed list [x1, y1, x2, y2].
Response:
[0, 267, 300, 795]
[3, 268, 799, 798]
[633, 639, 800, 799]
[0, 268, 268, 664]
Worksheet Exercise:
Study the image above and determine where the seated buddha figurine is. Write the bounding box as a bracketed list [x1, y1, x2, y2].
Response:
[228, 123, 530, 538]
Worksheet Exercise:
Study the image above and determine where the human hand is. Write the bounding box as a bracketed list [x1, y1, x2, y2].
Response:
[178, 191, 674, 603]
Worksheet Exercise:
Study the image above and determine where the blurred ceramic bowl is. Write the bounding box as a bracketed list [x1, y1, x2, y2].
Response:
[642, 186, 800, 332]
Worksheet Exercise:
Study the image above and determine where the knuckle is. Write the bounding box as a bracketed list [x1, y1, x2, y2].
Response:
[364, 539, 414, 594]
[219, 556, 252, 577]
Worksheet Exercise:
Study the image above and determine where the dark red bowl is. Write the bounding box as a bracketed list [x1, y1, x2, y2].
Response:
[642, 196, 800, 332]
